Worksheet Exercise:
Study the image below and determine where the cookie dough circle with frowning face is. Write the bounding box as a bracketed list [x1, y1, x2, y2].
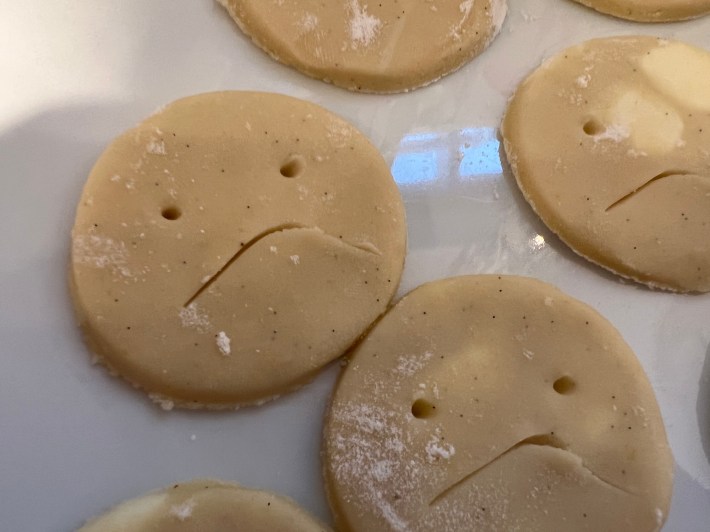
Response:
[218, 0, 507, 93]
[70, 91, 406, 409]
[570, 0, 710, 22]
[79, 479, 330, 532]
[323, 275, 673, 532]
[502, 37, 710, 292]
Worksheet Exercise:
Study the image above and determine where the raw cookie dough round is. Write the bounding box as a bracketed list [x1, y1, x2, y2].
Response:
[323, 275, 673, 531]
[501, 37, 710, 292]
[70, 91, 407, 409]
[570, 0, 710, 22]
[218, 0, 507, 93]
[79, 479, 329, 531]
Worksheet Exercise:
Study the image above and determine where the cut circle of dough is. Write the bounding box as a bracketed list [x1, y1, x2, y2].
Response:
[218, 0, 507, 93]
[501, 37, 710, 292]
[323, 275, 673, 531]
[570, 0, 710, 22]
[70, 91, 406, 409]
[78, 479, 329, 531]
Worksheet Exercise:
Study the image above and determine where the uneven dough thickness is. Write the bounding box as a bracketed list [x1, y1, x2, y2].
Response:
[78, 479, 329, 531]
[323, 276, 673, 531]
[570, 0, 710, 21]
[502, 37, 710, 292]
[70, 91, 406, 409]
[218, 0, 507, 93]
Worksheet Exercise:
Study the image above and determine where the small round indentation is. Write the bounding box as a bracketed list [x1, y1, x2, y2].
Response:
[582, 118, 604, 136]
[280, 155, 306, 178]
[411, 398, 436, 419]
[553, 376, 576, 395]
[161, 206, 182, 220]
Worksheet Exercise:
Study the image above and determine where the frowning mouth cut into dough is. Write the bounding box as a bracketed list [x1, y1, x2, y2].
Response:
[217, 0, 507, 93]
[69, 91, 407, 409]
[323, 275, 673, 531]
[183, 223, 381, 308]
[502, 36, 710, 292]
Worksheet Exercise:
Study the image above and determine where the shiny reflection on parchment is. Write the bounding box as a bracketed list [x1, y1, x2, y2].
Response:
[391, 127, 503, 186]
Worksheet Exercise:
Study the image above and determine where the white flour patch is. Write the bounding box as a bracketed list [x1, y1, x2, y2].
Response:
[298, 12, 319, 32]
[147, 139, 167, 155]
[290, 254, 300, 265]
[394, 351, 433, 376]
[326, 119, 353, 148]
[576, 73, 591, 88]
[216, 331, 232, 356]
[426, 430, 456, 462]
[346, 0, 382, 49]
[150, 395, 175, 411]
[594, 124, 630, 143]
[450, 0, 475, 40]
[179, 303, 210, 332]
[73, 234, 135, 278]
[169, 498, 196, 521]
[329, 402, 413, 530]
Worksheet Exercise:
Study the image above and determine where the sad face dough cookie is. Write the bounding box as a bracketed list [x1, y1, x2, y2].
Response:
[570, 0, 710, 22]
[79, 479, 329, 531]
[323, 276, 673, 531]
[70, 91, 406, 409]
[218, 0, 507, 93]
[502, 37, 710, 292]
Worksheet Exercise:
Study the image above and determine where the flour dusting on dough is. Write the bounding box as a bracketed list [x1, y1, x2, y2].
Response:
[216, 331, 232, 356]
[147, 139, 167, 155]
[73, 234, 138, 278]
[298, 12, 319, 32]
[347, 0, 382, 49]
[450, 0, 475, 40]
[180, 303, 210, 332]
[169, 498, 196, 521]
[426, 429, 456, 462]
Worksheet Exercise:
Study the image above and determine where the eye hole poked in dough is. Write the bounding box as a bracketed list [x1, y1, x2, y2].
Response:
[69, 91, 407, 409]
[501, 37, 710, 293]
[323, 276, 673, 532]
[78, 479, 330, 532]
[217, 0, 508, 93]
[569, 0, 710, 22]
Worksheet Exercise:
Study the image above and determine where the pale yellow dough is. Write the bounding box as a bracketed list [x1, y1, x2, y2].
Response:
[323, 276, 673, 532]
[502, 37, 710, 292]
[218, 0, 507, 93]
[571, 0, 710, 21]
[70, 91, 406, 409]
[78, 479, 329, 532]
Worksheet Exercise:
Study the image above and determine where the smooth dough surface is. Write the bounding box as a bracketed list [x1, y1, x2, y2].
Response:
[501, 37, 710, 292]
[70, 91, 406, 409]
[218, 0, 507, 93]
[323, 275, 673, 531]
[79, 479, 329, 531]
[570, 0, 710, 21]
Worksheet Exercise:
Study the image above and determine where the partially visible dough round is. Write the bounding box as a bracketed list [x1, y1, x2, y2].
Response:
[218, 0, 507, 93]
[570, 0, 710, 21]
[70, 91, 406, 409]
[79, 479, 329, 531]
[323, 275, 673, 531]
[501, 37, 710, 292]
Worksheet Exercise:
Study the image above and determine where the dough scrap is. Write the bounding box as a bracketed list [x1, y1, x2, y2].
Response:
[78, 479, 329, 531]
[218, 0, 507, 93]
[570, 0, 710, 22]
[323, 275, 673, 531]
[501, 37, 710, 292]
[70, 91, 406, 409]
